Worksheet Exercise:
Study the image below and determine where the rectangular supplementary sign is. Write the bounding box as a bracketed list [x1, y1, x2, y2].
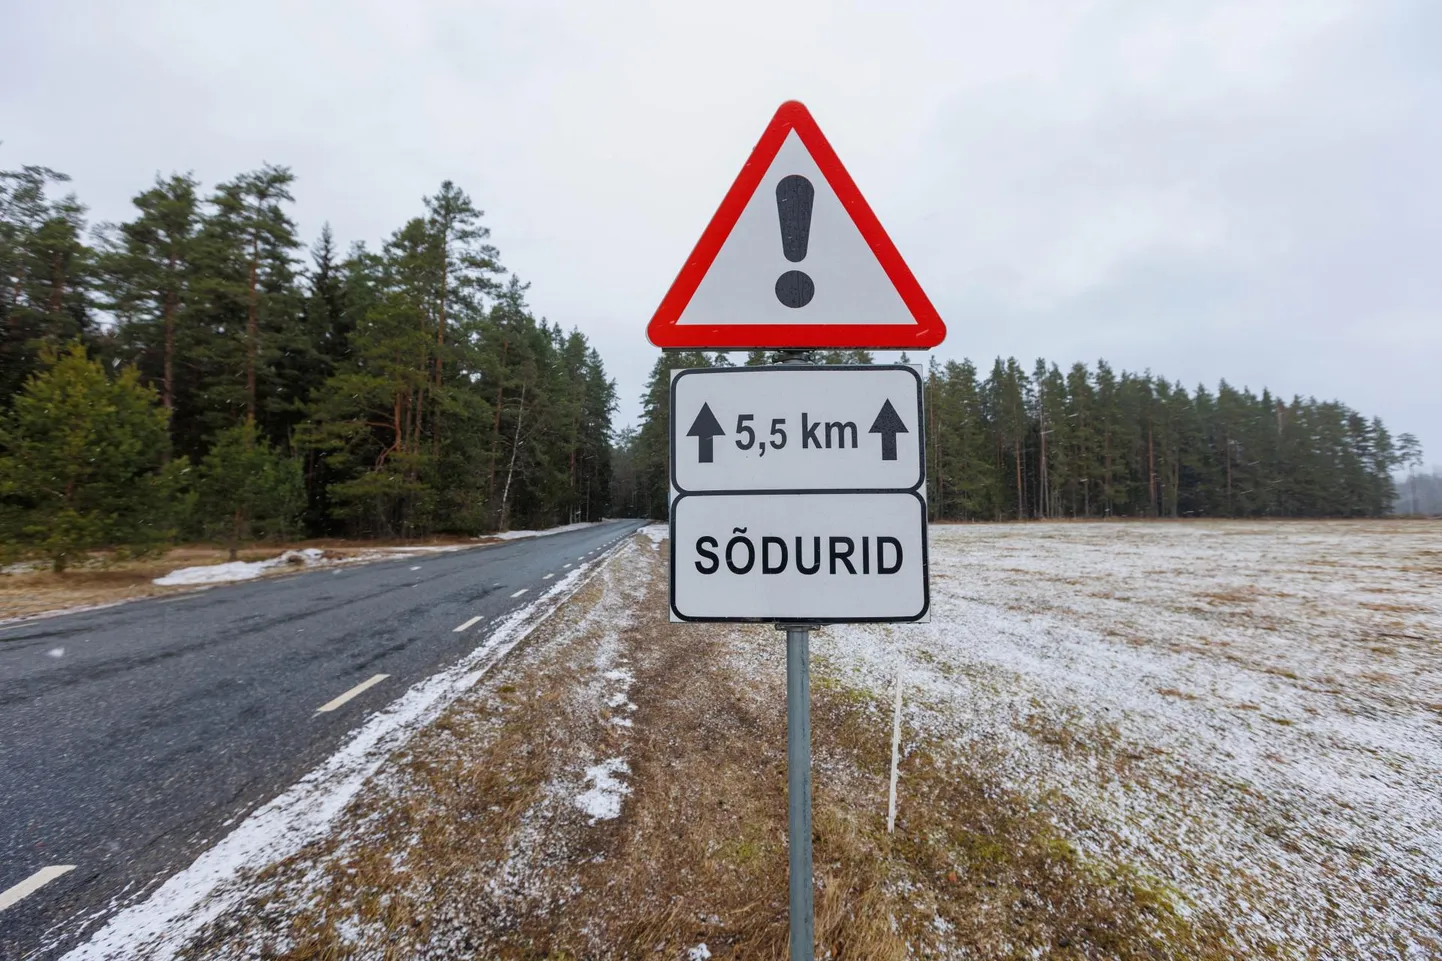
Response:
[671, 365, 923, 494]
[670, 491, 928, 622]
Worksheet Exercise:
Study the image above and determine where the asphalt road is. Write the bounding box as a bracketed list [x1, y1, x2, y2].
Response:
[0, 519, 644, 959]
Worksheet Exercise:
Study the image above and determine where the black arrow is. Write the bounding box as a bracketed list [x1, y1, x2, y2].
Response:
[869, 399, 908, 461]
[687, 403, 725, 463]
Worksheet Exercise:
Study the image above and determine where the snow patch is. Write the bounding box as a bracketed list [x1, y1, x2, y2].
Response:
[492, 521, 600, 541]
[153, 548, 327, 586]
[575, 758, 631, 822]
[687, 944, 712, 960]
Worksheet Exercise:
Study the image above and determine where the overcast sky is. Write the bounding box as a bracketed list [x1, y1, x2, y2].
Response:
[4, 0, 1438, 463]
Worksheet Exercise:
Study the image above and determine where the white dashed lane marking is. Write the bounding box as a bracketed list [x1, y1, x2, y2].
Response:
[543, 573, 554, 580]
[315, 674, 390, 714]
[510, 589, 529, 599]
[0, 865, 75, 912]
[563, 563, 572, 569]
[453, 616, 484, 633]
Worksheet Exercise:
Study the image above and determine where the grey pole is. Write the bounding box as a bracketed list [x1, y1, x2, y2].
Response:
[783, 623, 815, 961]
[776, 348, 816, 961]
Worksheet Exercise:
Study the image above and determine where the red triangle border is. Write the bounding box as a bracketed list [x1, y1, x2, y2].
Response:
[647, 101, 946, 351]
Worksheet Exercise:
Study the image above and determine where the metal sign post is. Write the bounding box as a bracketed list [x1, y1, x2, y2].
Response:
[782, 620, 816, 960]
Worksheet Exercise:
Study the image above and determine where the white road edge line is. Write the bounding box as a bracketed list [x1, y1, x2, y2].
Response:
[452, 615, 484, 633]
[543, 573, 554, 580]
[563, 563, 572, 568]
[315, 674, 389, 714]
[510, 588, 528, 598]
[0, 865, 75, 912]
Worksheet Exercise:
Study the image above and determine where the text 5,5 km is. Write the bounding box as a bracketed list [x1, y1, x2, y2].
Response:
[731, 413, 862, 454]
[671, 365, 924, 494]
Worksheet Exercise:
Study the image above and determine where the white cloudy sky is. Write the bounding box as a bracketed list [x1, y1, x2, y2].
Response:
[4, 0, 1439, 462]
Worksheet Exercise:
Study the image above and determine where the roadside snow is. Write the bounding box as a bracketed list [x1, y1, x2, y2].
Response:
[575, 758, 631, 822]
[640, 524, 667, 547]
[492, 521, 600, 541]
[149, 520, 602, 587]
[375, 545, 470, 553]
[153, 548, 328, 585]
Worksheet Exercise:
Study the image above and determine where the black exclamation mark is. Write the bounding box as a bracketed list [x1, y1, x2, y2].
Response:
[774, 174, 815, 308]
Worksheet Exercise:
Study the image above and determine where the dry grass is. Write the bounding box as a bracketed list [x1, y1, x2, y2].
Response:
[174, 534, 1246, 960]
[0, 537, 480, 622]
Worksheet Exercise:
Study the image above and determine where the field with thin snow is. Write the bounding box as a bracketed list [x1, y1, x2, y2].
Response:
[64, 519, 1440, 960]
[825, 519, 1441, 957]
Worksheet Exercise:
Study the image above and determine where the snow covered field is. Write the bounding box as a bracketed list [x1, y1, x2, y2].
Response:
[824, 520, 1441, 957]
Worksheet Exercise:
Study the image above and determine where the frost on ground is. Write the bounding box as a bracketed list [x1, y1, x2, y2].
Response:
[821, 519, 1442, 958]
[93, 520, 1440, 961]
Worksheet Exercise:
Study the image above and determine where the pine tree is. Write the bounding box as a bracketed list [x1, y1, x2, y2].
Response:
[192, 165, 301, 437]
[307, 218, 437, 537]
[1396, 434, 1424, 514]
[100, 173, 200, 416]
[608, 425, 642, 518]
[424, 181, 502, 400]
[194, 420, 304, 558]
[0, 344, 174, 570]
[1, 166, 95, 403]
[635, 350, 715, 518]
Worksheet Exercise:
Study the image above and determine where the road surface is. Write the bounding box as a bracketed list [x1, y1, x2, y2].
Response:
[0, 520, 644, 959]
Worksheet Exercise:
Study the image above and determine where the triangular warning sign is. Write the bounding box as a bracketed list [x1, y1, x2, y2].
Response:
[648, 100, 945, 351]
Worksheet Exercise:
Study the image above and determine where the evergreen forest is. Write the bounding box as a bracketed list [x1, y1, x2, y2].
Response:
[1, 163, 615, 569]
[617, 351, 1423, 522]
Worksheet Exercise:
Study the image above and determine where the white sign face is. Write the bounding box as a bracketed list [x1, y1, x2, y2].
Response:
[670, 492, 929, 623]
[672, 366, 924, 494]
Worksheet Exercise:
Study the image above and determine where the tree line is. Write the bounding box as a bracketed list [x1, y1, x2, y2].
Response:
[616, 351, 1421, 521]
[1396, 466, 1442, 516]
[1, 162, 615, 569]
